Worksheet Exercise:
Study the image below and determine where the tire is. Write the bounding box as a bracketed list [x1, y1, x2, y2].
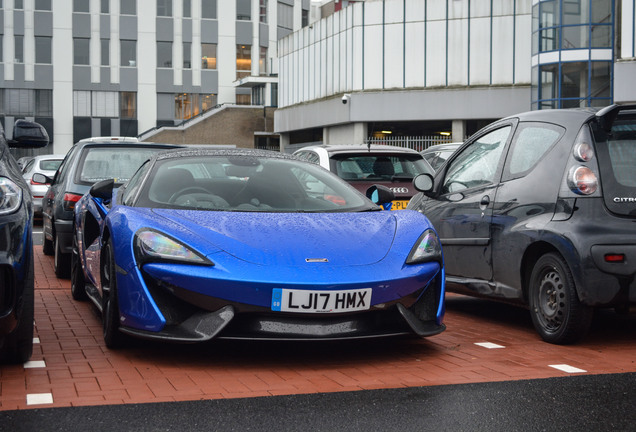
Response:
[42, 234, 54, 256]
[528, 253, 593, 345]
[54, 234, 71, 279]
[101, 239, 125, 349]
[70, 234, 87, 301]
[1, 256, 35, 364]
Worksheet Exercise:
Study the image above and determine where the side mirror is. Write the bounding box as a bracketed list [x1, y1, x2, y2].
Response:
[366, 184, 395, 205]
[413, 173, 434, 193]
[90, 179, 115, 200]
[32, 173, 53, 185]
[8, 120, 49, 148]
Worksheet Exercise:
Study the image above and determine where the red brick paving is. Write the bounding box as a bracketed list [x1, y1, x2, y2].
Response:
[1, 245, 635, 410]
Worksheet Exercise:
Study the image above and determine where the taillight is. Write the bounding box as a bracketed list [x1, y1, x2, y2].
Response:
[604, 254, 625, 263]
[573, 141, 594, 162]
[567, 166, 598, 195]
[63, 193, 83, 211]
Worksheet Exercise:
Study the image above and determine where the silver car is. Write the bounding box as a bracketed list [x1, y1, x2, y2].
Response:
[22, 154, 65, 217]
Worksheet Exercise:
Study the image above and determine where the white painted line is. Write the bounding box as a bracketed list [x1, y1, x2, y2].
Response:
[24, 360, 46, 369]
[549, 364, 587, 373]
[26, 393, 54, 406]
[33, 337, 40, 344]
[475, 342, 505, 349]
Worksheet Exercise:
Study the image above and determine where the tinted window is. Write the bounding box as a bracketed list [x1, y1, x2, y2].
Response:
[77, 146, 165, 185]
[330, 153, 429, 181]
[503, 122, 564, 181]
[443, 126, 511, 193]
[121, 160, 152, 206]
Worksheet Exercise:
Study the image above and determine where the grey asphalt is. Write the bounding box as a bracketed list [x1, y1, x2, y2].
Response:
[1, 373, 634, 432]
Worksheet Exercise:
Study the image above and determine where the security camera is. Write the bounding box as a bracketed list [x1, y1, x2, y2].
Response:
[342, 94, 351, 104]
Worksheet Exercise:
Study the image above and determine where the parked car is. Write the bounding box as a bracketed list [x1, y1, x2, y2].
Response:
[16, 156, 33, 171]
[0, 119, 49, 363]
[409, 104, 636, 344]
[36, 137, 180, 278]
[420, 142, 462, 171]
[21, 154, 65, 217]
[294, 144, 433, 210]
[72, 148, 445, 348]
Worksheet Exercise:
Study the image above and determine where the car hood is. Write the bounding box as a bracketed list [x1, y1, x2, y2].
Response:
[151, 209, 397, 266]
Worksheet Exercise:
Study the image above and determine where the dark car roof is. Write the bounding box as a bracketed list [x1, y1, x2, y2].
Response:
[154, 147, 299, 162]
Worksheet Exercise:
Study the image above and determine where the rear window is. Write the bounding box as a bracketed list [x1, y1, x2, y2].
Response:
[77, 146, 169, 185]
[39, 159, 63, 171]
[593, 112, 636, 217]
[329, 153, 430, 181]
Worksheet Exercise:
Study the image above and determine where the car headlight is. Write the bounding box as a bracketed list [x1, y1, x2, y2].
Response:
[0, 177, 23, 215]
[134, 229, 213, 265]
[406, 229, 443, 264]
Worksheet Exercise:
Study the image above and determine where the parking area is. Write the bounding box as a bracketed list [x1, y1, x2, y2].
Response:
[1, 244, 635, 411]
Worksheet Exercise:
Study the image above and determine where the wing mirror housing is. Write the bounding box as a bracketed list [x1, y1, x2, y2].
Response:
[32, 173, 53, 185]
[8, 120, 50, 148]
[366, 184, 395, 206]
[90, 178, 115, 200]
[413, 173, 434, 194]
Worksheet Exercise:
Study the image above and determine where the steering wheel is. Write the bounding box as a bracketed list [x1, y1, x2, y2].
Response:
[168, 187, 212, 203]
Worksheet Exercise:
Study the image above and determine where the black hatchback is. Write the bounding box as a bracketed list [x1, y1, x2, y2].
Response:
[409, 104, 636, 344]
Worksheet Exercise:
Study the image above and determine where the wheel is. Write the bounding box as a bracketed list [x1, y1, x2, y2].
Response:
[54, 234, 71, 279]
[101, 238, 125, 348]
[528, 253, 593, 344]
[70, 234, 87, 301]
[1, 256, 34, 364]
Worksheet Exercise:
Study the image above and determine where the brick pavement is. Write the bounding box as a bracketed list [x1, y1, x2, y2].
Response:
[1, 246, 635, 410]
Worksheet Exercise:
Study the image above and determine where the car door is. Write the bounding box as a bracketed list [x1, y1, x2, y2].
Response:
[423, 123, 515, 285]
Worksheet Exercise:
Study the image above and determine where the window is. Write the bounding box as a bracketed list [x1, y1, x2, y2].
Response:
[259, 0, 267, 23]
[35, 37, 52, 64]
[442, 127, 511, 193]
[0, 36, 3, 63]
[15, 35, 24, 63]
[121, 40, 136, 66]
[14, 0, 23, 9]
[259, 46, 267, 75]
[183, 42, 191, 68]
[504, 123, 564, 180]
[277, 3, 293, 30]
[74, 38, 90, 65]
[302, 8, 308, 27]
[236, 44, 251, 79]
[74, 91, 91, 116]
[92, 91, 119, 117]
[157, 42, 173, 68]
[73, 0, 89, 12]
[35, 0, 52, 11]
[101, 39, 110, 66]
[201, 94, 217, 111]
[236, 93, 251, 105]
[5, 89, 34, 115]
[175, 93, 200, 120]
[101, 0, 109, 13]
[120, 0, 136, 15]
[201, 43, 217, 69]
[36, 90, 53, 116]
[120, 92, 137, 119]
[202, 0, 216, 19]
[237, 0, 250, 20]
[157, 0, 172, 17]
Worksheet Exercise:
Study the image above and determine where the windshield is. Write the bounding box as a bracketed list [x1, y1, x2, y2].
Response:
[77, 146, 167, 185]
[135, 155, 376, 212]
[329, 153, 430, 181]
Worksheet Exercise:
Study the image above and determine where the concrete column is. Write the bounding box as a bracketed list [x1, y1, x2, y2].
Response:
[452, 119, 466, 142]
[279, 132, 290, 153]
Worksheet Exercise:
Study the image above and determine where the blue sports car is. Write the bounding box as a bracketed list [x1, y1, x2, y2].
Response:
[72, 148, 445, 348]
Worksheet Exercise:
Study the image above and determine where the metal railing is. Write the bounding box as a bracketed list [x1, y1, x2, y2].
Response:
[364, 135, 457, 152]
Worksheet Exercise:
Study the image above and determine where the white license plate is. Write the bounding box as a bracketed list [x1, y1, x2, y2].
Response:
[271, 288, 372, 313]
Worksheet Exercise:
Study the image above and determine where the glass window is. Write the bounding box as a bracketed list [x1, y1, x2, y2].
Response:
[14, 0, 23, 9]
[5, 89, 34, 115]
[183, 0, 191, 17]
[120, 92, 137, 119]
[183, 42, 191, 68]
[260, 0, 267, 23]
[35, 0, 52, 11]
[236, 93, 251, 105]
[237, 0, 250, 20]
[120, 0, 136, 15]
[302, 8, 308, 27]
[591, 24, 611, 48]
[592, 0, 612, 23]
[92, 91, 119, 117]
[36, 90, 53, 116]
[561, 61, 585, 106]
[562, 0, 585, 26]
[236, 44, 251, 79]
[562, 25, 586, 49]
[259, 46, 267, 75]
[201, 94, 217, 111]
[74, 91, 91, 116]
[157, 41, 172, 68]
[591, 62, 611, 99]
[0, 35, 2, 63]
[157, 0, 172, 17]
[277, 3, 293, 30]
[73, 0, 89, 12]
[101, 39, 110, 66]
[202, 0, 217, 19]
[442, 126, 511, 193]
[539, 63, 558, 106]
[15, 35, 24, 63]
[74, 38, 90, 65]
[121, 40, 136, 66]
[175, 93, 200, 120]
[101, 0, 109, 13]
[79, 146, 163, 185]
[35, 37, 52, 64]
[201, 43, 217, 69]
[504, 123, 564, 180]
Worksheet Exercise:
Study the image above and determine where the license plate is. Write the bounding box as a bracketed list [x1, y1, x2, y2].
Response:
[271, 288, 372, 313]
[391, 200, 410, 210]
